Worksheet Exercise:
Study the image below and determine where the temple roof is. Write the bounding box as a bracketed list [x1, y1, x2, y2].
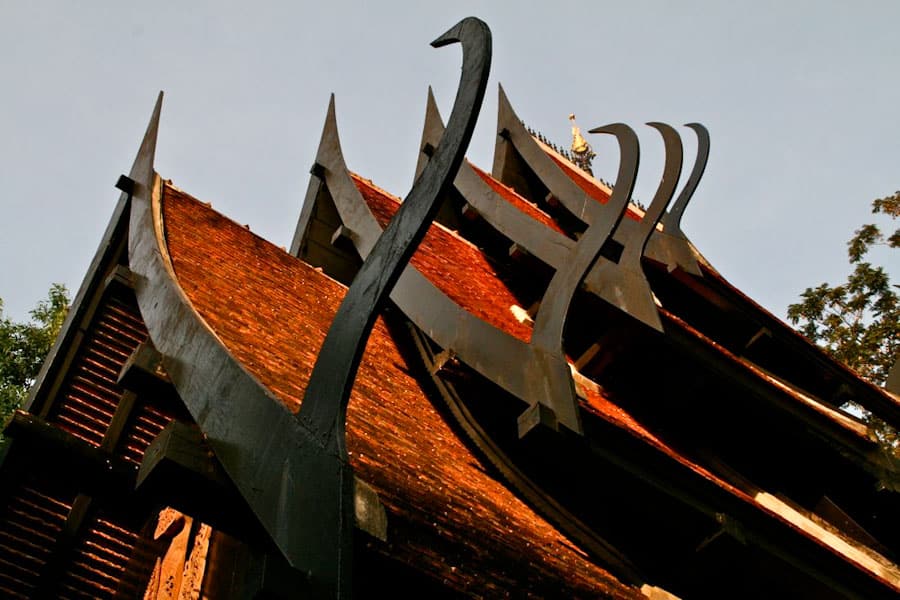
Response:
[161, 164, 900, 595]
[161, 182, 641, 597]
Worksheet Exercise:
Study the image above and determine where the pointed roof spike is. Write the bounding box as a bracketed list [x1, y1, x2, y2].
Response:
[314, 93, 351, 171]
[124, 91, 164, 197]
[290, 93, 352, 255]
[414, 85, 445, 180]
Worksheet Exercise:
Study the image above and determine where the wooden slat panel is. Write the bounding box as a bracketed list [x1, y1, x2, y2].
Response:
[0, 484, 74, 597]
[56, 516, 142, 600]
[47, 289, 147, 448]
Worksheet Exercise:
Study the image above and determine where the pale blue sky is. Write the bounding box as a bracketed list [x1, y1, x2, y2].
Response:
[1, 1, 898, 324]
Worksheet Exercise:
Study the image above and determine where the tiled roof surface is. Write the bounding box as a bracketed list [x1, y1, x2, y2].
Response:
[468, 161, 568, 235]
[352, 173, 535, 343]
[161, 182, 640, 598]
[547, 152, 611, 206]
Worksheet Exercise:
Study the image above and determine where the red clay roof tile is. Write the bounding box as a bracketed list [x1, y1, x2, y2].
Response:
[468, 161, 568, 236]
[351, 173, 535, 344]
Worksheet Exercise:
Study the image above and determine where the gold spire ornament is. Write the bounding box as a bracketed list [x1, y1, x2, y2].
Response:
[569, 113, 596, 175]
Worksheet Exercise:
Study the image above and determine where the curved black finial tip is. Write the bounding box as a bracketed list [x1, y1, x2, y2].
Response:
[684, 123, 710, 143]
[431, 16, 490, 48]
[587, 123, 640, 155]
[645, 122, 681, 141]
[588, 122, 632, 136]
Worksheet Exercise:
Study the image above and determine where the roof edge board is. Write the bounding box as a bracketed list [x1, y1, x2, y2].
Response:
[583, 407, 900, 598]
[123, 94, 387, 594]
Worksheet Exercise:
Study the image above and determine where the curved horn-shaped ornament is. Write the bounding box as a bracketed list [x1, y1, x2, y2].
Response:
[662, 122, 709, 237]
[290, 16, 490, 598]
[580, 123, 668, 331]
[516, 124, 639, 432]
[643, 123, 708, 276]
[531, 123, 639, 349]
[298, 15, 491, 451]
[618, 122, 683, 267]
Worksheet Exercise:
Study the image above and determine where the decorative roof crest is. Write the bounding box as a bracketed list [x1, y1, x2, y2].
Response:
[569, 113, 596, 174]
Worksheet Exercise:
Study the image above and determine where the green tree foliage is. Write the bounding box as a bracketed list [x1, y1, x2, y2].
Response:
[0, 284, 70, 431]
[787, 192, 899, 386]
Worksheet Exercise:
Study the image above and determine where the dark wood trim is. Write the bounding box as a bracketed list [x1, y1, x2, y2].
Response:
[100, 390, 137, 452]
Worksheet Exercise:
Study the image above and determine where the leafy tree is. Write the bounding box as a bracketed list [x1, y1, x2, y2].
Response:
[788, 193, 899, 457]
[787, 192, 899, 386]
[0, 284, 70, 433]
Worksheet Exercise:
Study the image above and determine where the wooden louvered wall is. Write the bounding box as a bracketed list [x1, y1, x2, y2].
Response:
[47, 294, 144, 446]
[44, 287, 185, 464]
[0, 278, 199, 598]
[0, 484, 74, 598]
[55, 511, 146, 600]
